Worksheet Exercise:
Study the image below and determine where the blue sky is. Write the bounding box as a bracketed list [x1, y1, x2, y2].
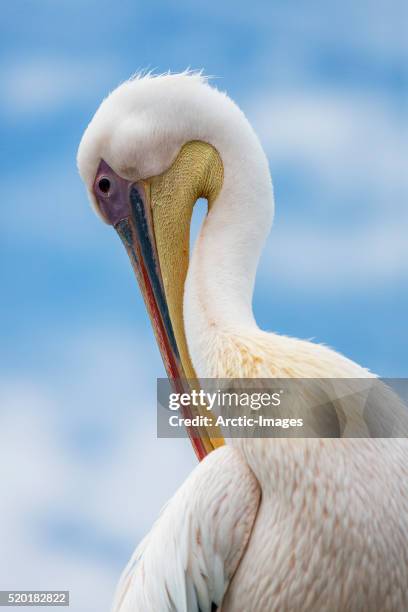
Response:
[1, 1, 407, 610]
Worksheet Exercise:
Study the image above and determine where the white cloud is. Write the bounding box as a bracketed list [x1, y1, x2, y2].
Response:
[259, 218, 408, 293]
[0, 327, 197, 611]
[1, 160, 107, 253]
[176, 0, 407, 60]
[249, 90, 407, 206]
[1, 57, 118, 117]
[248, 87, 407, 293]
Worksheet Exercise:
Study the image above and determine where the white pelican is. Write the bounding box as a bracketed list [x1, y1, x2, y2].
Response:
[77, 72, 408, 611]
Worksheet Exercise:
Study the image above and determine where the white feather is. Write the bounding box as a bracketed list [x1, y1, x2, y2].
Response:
[111, 446, 259, 612]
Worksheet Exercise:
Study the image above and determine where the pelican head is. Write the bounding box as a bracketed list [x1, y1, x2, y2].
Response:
[77, 71, 274, 458]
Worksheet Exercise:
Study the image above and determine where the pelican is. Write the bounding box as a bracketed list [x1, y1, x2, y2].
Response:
[77, 72, 408, 611]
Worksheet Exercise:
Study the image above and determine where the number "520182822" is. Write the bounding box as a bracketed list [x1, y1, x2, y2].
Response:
[0, 592, 69, 606]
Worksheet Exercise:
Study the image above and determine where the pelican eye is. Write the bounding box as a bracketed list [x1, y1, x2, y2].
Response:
[98, 177, 111, 194]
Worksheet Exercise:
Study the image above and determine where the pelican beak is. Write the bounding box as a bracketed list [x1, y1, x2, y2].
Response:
[93, 159, 184, 381]
[92, 148, 225, 460]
